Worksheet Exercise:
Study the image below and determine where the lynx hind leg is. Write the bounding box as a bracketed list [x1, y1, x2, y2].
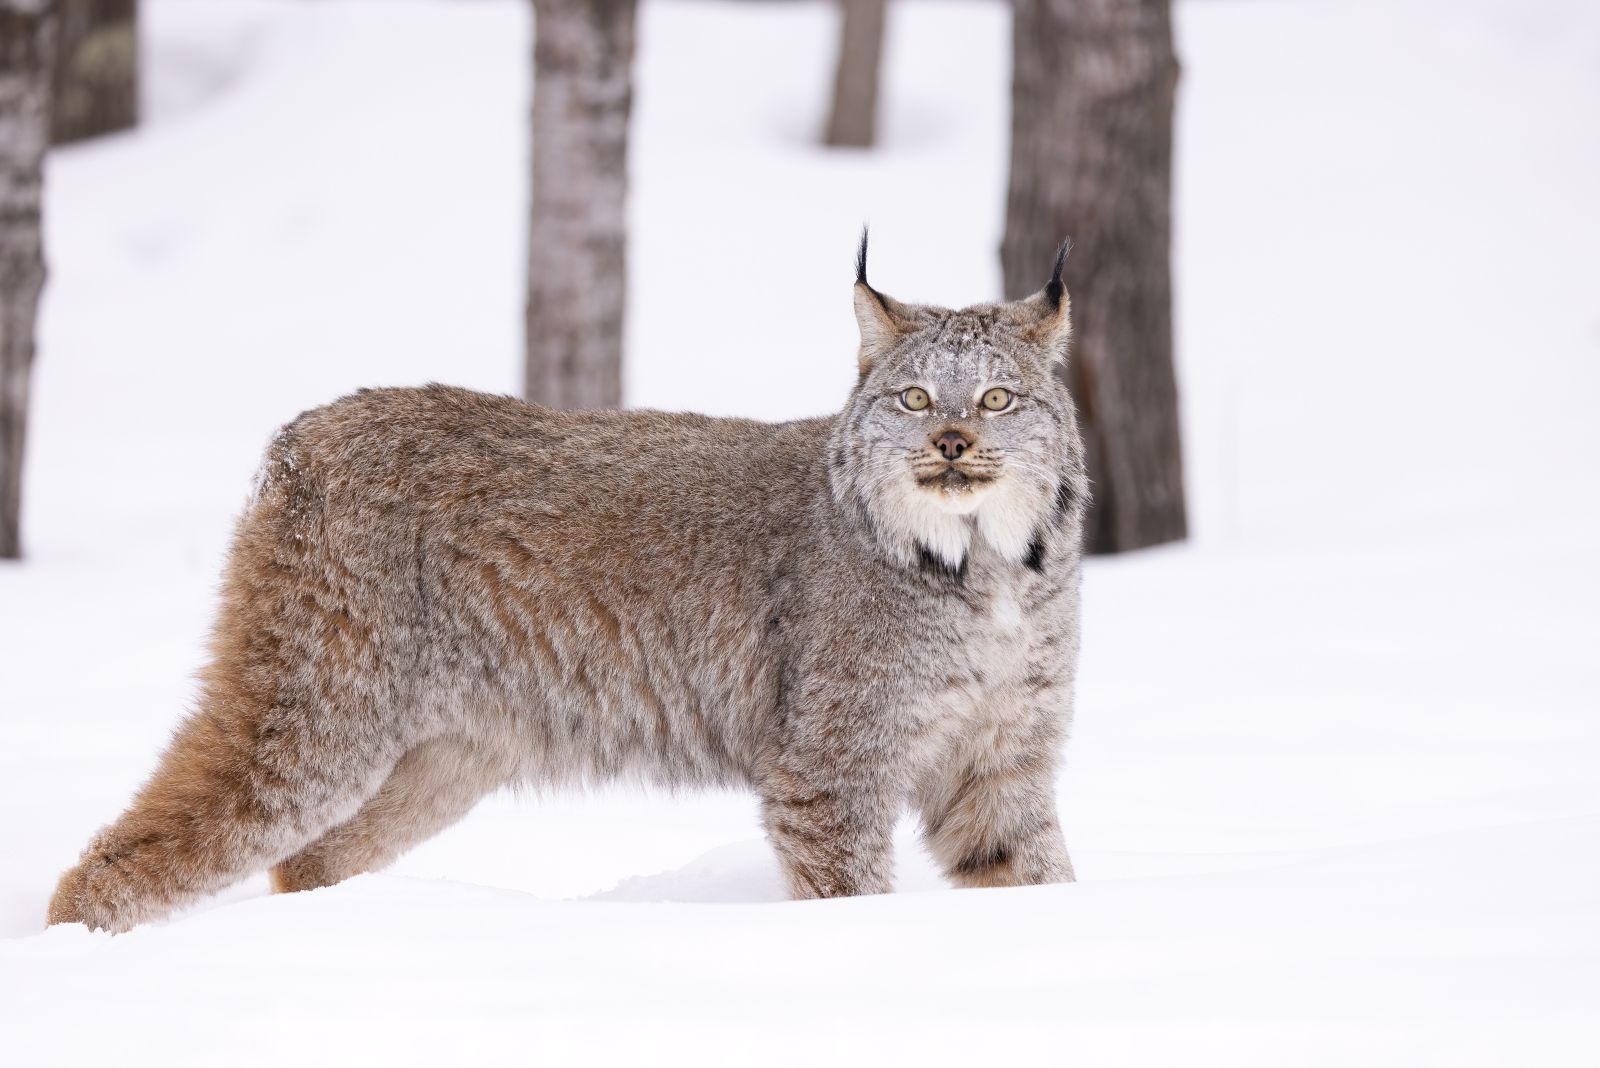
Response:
[48, 507, 409, 932]
[918, 747, 1074, 890]
[272, 735, 509, 894]
[46, 683, 401, 933]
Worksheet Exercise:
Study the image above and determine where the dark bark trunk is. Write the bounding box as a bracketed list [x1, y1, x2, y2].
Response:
[1, 1, 52, 559]
[1002, 0, 1185, 554]
[51, 0, 136, 145]
[526, 0, 636, 410]
[823, 0, 886, 148]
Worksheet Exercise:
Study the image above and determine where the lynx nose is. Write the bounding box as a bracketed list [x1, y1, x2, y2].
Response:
[933, 430, 971, 461]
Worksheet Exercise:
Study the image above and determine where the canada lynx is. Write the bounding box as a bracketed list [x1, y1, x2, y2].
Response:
[49, 236, 1088, 932]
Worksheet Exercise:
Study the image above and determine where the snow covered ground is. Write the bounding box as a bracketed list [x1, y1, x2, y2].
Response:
[3, 0, 1598, 1063]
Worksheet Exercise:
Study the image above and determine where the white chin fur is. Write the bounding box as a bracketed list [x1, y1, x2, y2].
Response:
[974, 476, 1046, 563]
[905, 497, 972, 567]
[877, 475, 1046, 569]
[924, 484, 985, 515]
[871, 479, 972, 568]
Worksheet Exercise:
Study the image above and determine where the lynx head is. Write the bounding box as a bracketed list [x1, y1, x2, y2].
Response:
[830, 231, 1086, 571]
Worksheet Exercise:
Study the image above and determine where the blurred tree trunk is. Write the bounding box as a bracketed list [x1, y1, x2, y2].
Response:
[1, 1, 53, 559]
[1002, 0, 1185, 554]
[823, 0, 885, 147]
[51, 0, 136, 145]
[526, 0, 636, 410]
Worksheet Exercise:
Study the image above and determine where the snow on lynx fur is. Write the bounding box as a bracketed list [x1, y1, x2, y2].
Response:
[48, 237, 1088, 931]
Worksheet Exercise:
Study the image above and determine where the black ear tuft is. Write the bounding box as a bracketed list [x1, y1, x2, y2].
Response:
[1045, 238, 1073, 309]
[856, 225, 870, 286]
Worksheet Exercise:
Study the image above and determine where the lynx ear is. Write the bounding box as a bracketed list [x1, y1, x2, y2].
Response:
[1016, 239, 1074, 363]
[853, 228, 914, 374]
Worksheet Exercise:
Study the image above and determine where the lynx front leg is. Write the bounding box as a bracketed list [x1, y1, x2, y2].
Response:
[760, 767, 898, 899]
[918, 733, 1074, 889]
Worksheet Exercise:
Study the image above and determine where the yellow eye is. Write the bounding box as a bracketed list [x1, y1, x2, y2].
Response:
[900, 387, 931, 411]
[982, 387, 1013, 411]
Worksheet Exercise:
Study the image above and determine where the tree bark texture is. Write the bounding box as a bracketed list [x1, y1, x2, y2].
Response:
[526, 0, 636, 411]
[51, 0, 135, 145]
[823, 0, 885, 148]
[1, 1, 51, 559]
[1002, 0, 1186, 554]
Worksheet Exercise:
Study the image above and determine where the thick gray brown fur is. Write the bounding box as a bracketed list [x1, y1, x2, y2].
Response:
[48, 239, 1088, 931]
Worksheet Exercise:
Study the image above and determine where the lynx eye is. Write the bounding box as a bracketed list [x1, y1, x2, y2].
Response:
[900, 387, 931, 412]
[982, 388, 1013, 411]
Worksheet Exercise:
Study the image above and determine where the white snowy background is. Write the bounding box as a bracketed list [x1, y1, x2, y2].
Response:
[2, 0, 1598, 1063]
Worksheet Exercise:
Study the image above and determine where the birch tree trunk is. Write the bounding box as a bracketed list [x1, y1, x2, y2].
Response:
[525, 0, 636, 410]
[1, 0, 52, 559]
[1002, 0, 1186, 554]
[51, 0, 136, 145]
[823, 0, 886, 148]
